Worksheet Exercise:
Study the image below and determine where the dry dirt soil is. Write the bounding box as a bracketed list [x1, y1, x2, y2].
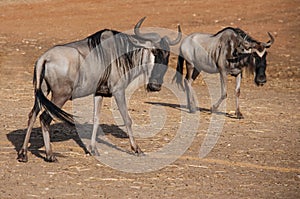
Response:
[0, 0, 299, 198]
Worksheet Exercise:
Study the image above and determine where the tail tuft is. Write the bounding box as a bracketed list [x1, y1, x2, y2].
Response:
[36, 89, 75, 126]
[34, 58, 75, 126]
[172, 55, 185, 90]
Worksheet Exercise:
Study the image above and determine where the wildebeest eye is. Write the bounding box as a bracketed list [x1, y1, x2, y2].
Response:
[233, 49, 238, 57]
[151, 49, 159, 56]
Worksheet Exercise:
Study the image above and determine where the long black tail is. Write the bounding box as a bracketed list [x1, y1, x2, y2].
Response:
[172, 54, 185, 89]
[34, 59, 75, 126]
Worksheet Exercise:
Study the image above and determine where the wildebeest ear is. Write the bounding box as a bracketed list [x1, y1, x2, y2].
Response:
[262, 32, 275, 48]
[128, 36, 154, 48]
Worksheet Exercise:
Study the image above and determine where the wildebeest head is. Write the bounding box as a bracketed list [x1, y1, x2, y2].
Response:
[239, 31, 274, 86]
[134, 17, 182, 92]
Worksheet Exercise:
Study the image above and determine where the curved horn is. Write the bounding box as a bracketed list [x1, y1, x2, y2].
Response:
[134, 16, 146, 35]
[134, 17, 161, 43]
[165, 25, 182, 46]
[262, 32, 274, 48]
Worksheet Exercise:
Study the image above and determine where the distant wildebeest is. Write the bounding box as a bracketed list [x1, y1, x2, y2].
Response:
[18, 17, 182, 162]
[174, 27, 274, 118]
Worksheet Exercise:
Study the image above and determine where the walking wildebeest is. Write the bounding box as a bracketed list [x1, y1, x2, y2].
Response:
[174, 27, 274, 118]
[18, 17, 182, 162]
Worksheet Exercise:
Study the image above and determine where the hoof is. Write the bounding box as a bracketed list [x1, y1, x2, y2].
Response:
[210, 106, 218, 113]
[187, 104, 197, 113]
[17, 149, 28, 162]
[89, 145, 100, 156]
[189, 108, 197, 114]
[131, 145, 143, 156]
[45, 155, 58, 162]
[236, 111, 244, 119]
[91, 149, 100, 156]
[135, 151, 145, 157]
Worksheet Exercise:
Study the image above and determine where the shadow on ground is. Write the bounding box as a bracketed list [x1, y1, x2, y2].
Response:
[6, 123, 129, 161]
[145, 101, 238, 119]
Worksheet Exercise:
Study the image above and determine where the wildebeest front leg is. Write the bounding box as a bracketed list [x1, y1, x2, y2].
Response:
[90, 95, 103, 156]
[114, 91, 142, 155]
[185, 61, 198, 113]
[17, 104, 39, 162]
[235, 73, 244, 119]
[212, 71, 227, 112]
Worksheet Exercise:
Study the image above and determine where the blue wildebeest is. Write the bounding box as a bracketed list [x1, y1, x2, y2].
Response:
[174, 27, 274, 118]
[18, 17, 182, 162]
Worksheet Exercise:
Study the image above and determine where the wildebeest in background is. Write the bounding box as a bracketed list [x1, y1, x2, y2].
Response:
[174, 27, 274, 118]
[18, 17, 182, 162]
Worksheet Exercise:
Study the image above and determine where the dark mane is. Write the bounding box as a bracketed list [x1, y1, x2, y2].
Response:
[86, 28, 148, 92]
[87, 29, 128, 49]
[233, 28, 259, 43]
[213, 27, 259, 75]
[213, 27, 237, 37]
[213, 27, 259, 44]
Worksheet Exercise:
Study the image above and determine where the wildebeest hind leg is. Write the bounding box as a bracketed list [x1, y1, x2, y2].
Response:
[235, 73, 244, 119]
[185, 62, 198, 113]
[212, 71, 227, 112]
[89, 95, 103, 156]
[114, 91, 142, 155]
[184, 79, 197, 113]
[40, 111, 55, 162]
[17, 104, 40, 162]
[40, 94, 70, 162]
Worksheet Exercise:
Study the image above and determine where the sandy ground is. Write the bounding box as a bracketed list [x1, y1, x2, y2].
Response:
[0, 0, 299, 198]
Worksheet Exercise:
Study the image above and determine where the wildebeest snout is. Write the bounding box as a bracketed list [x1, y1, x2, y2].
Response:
[255, 74, 267, 86]
[147, 82, 162, 92]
